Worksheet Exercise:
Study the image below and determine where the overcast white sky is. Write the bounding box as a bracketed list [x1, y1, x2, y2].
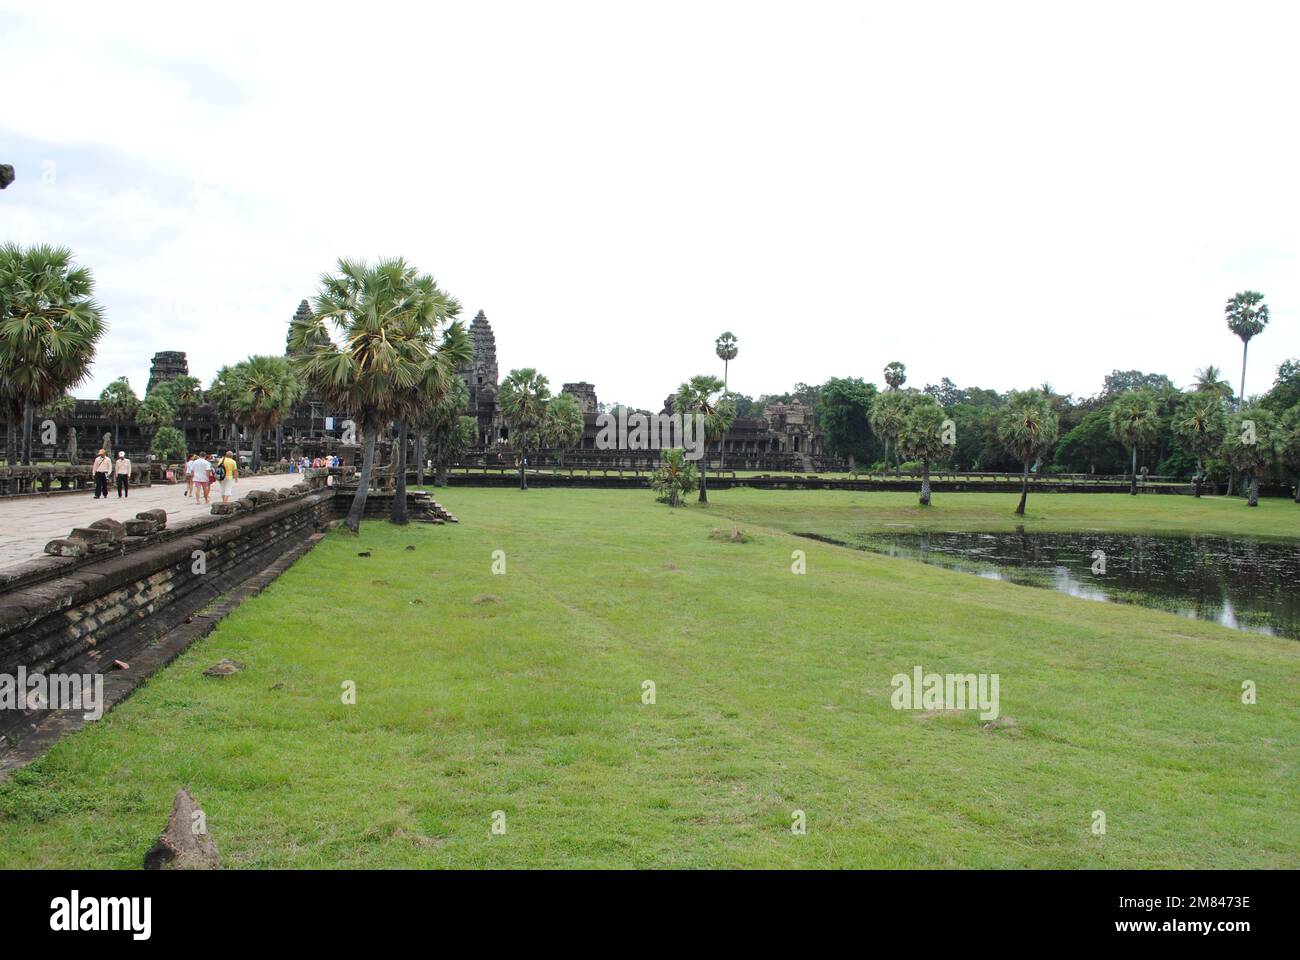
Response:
[2, 0, 1295, 408]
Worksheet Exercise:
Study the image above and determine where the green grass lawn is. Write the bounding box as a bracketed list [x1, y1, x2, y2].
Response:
[1, 488, 1296, 868]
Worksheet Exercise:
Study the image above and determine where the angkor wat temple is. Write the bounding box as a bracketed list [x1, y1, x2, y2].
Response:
[4, 302, 838, 471]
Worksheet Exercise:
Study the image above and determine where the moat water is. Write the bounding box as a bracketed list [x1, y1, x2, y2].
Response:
[854, 530, 1300, 639]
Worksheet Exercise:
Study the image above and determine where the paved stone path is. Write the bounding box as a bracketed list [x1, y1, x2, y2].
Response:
[0, 473, 302, 571]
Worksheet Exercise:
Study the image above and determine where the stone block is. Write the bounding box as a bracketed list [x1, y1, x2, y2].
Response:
[135, 508, 168, 528]
[124, 519, 158, 537]
[45, 538, 89, 558]
[210, 502, 238, 515]
[69, 526, 114, 544]
[90, 517, 127, 541]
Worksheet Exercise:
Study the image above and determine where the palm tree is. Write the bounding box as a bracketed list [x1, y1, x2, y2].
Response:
[498, 368, 550, 490]
[650, 447, 698, 506]
[419, 378, 469, 487]
[411, 322, 472, 488]
[1172, 394, 1227, 498]
[155, 374, 203, 446]
[1108, 390, 1160, 495]
[1280, 406, 1300, 504]
[673, 374, 733, 504]
[99, 377, 139, 453]
[232, 355, 299, 472]
[391, 313, 469, 522]
[997, 390, 1060, 515]
[387, 285, 464, 523]
[897, 396, 950, 506]
[868, 390, 912, 475]
[0, 244, 105, 465]
[1274, 403, 1294, 504]
[1225, 291, 1269, 406]
[715, 332, 738, 469]
[1222, 406, 1282, 507]
[136, 391, 176, 442]
[1193, 364, 1232, 400]
[883, 361, 907, 391]
[206, 366, 243, 447]
[289, 257, 446, 532]
[542, 391, 584, 467]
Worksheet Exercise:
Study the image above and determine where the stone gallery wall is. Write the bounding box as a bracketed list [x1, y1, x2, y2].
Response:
[0, 487, 335, 678]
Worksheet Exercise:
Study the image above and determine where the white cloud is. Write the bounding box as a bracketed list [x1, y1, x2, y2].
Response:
[2, 0, 1295, 404]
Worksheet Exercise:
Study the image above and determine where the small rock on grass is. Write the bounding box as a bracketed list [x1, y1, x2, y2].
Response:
[143, 788, 219, 870]
[203, 658, 244, 677]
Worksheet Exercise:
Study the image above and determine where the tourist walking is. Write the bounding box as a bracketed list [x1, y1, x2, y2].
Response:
[183, 453, 196, 497]
[115, 451, 132, 498]
[92, 448, 112, 499]
[217, 449, 239, 502]
[190, 450, 213, 505]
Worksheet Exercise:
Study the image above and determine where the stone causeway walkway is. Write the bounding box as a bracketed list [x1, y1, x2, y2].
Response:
[0, 473, 302, 572]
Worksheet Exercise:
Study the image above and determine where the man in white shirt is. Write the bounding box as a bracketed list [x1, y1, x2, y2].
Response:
[114, 452, 132, 498]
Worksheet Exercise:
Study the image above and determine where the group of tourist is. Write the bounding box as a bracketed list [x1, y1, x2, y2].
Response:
[181, 451, 240, 505]
[90, 449, 133, 499]
[283, 455, 340, 472]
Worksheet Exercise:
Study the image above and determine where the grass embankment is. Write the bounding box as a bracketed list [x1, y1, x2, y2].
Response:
[709, 488, 1300, 541]
[0, 488, 1295, 868]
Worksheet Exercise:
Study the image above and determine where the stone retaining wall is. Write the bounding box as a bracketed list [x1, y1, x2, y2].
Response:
[0, 488, 335, 678]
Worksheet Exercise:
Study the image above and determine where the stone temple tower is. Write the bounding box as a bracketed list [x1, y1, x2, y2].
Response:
[460, 310, 501, 444]
[146, 351, 189, 395]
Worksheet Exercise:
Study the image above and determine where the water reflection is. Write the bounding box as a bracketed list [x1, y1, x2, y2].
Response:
[861, 531, 1300, 639]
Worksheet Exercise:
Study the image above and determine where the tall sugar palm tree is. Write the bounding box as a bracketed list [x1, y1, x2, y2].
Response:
[897, 395, 950, 506]
[0, 244, 105, 465]
[1173, 394, 1227, 498]
[136, 391, 176, 443]
[498, 368, 550, 491]
[715, 332, 738, 469]
[1225, 291, 1269, 406]
[289, 257, 445, 532]
[673, 374, 733, 504]
[997, 390, 1059, 515]
[1222, 406, 1282, 507]
[419, 377, 469, 487]
[1108, 390, 1160, 495]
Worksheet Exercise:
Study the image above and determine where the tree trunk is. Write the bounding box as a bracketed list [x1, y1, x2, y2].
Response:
[919, 458, 931, 506]
[1194, 456, 1202, 498]
[1129, 445, 1138, 495]
[251, 429, 263, 472]
[519, 441, 528, 490]
[1240, 340, 1248, 408]
[113, 421, 120, 453]
[5, 415, 16, 466]
[22, 401, 33, 465]
[390, 420, 409, 524]
[1247, 474, 1260, 507]
[1015, 460, 1029, 515]
[275, 423, 283, 461]
[1293, 473, 1300, 503]
[435, 435, 448, 487]
[415, 432, 425, 486]
[346, 430, 378, 533]
[699, 449, 709, 504]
